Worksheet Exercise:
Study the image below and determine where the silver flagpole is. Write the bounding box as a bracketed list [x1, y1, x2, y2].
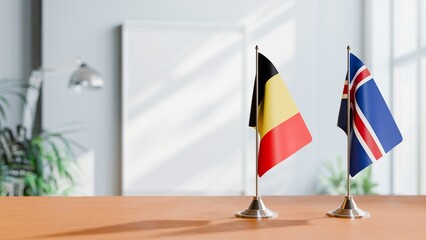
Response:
[236, 45, 277, 219]
[255, 45, 260, 198]
[346, 45, 351, 198]
[327, 46, 369, 219]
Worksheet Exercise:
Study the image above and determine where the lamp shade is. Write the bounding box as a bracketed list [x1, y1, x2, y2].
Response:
[69, 63, 104, 90]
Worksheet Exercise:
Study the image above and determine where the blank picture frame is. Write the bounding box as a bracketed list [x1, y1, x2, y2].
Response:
[121, 21, 248, 195]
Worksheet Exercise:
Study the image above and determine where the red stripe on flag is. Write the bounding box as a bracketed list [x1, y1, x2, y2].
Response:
[258, 113, 312, 177]
[342, 82, 348, 95]
[355, 68, 371, 83]
[353, 108, 383, 160]
[350, 68, 371, 102]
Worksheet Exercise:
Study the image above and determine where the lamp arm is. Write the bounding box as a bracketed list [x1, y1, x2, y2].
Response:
[21, 71, 43, 137]
[21, 59, 81, 137]
[35, 59, 82, 76]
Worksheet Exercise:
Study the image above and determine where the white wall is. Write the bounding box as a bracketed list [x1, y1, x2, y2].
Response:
[364, 0, 393, 194]
[42, 0, 363, 195]
[365, 0, 426, 195]
[0, 0, 32, 127]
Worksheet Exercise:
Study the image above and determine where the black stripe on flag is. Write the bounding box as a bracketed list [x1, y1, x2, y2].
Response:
[249, 53, 279, 127]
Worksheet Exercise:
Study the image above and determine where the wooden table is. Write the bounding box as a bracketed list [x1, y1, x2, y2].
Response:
[1, 196, 425, 239]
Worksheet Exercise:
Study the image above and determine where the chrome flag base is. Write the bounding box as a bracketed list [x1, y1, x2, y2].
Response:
[236, 196, 278, 219]
[327, 195, 370, 219]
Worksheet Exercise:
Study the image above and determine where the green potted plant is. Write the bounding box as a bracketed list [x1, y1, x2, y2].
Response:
[0, 79, 80, 196]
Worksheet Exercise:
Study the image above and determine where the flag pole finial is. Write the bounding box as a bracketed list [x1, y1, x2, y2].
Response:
[347, 45, 351, 51]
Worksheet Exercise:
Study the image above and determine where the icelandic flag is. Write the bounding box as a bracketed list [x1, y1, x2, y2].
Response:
[337, 53, 403, 177]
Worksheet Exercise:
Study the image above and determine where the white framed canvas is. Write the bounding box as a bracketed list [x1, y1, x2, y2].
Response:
[121, 21, 248, 195]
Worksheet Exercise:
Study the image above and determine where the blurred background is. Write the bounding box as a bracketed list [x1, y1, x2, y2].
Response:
[0, 0, 424, 196]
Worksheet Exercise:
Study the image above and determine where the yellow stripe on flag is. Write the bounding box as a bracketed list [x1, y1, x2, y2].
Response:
[258, 74, 299, 138]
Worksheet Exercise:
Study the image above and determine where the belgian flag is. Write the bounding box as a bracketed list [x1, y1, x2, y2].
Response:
[249, 53, 312, 177]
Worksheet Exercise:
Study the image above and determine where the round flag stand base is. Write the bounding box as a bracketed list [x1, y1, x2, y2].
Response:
[236, 196, 278, 219]
[327, 195, 370, 219]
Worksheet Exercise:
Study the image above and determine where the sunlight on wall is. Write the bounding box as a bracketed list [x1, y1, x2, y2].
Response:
[393, 0, 417, 59]
[122, 0, 299, 195]
[393, 62, 418, 194]
[367, 0, 426, 195]
[173, 31, 243, 79]
[121, 0, 363, 196]
[241, 0, 294, 31]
